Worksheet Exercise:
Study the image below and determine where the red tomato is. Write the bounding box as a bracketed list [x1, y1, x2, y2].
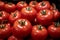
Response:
[9, 10, 21, 24]
[48, 22, 60, 38]
[0, 11, 9, 22]
[31, 25, 48, 40]
[0, 1, 5, 10]
[36, 9, 53, 26]
[36, 1, 51, 12]
[0, 23, 11, 39]
[50, 6, 54, 10]
[12, 19, 32, 38]
[29, 1, 38, 9]
[52, 9, 59, 21]
[21, 6, 37, 22]
[4, 3, 16, 12]
[8, 35, 23, 40]
[16, 1, 28, 10]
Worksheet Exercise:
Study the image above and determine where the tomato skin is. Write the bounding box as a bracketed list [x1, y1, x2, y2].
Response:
[0, 23, 11, 39]
[0, 11, 9, 22]
[0, 1, 5, 10]
[21, 6, 37, 22]
[12, 19, 32, 38]
[48, 22, 60, 38]
[29, 1, 38, 9]
[53, 9, 59, 21]
[4, 3, 16, 12]
[36, 1, 50, 12]
[16, 1, 28, 10]
[9, 10, 21, 24]
[8, 35, 23, 40]
[36, 9, 53, 26]
[31, 25, 48, 40]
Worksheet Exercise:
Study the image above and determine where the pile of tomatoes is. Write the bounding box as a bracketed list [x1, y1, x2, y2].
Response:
[0, 0, 60, 40]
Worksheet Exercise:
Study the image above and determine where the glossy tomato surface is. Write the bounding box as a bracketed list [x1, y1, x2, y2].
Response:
[16, 1, 28, 10]
[4, 3, 16, 12]
[21, 6, 37, 22]
[36, 9, 53, 26]
[9, 10, 21, 24]
[12, 19, 32, 38]
[31, 25, 48, 40]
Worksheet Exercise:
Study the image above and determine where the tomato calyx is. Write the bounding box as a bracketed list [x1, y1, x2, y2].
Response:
[13, 13, 16, 17]
[0, 24, 6, 29]
[0, 12, 2, 17]
[37, 25, 42, 30]
[41, 2, 45, 6]
[54, 22, 60, 27]
[8, 2, 13, 5]
[41, 10, 46, 15]
[32, 1, 36, 5]
[18, 20, 25, 26]
[21, 1, 24, 4]
[26, 7, 31, 11]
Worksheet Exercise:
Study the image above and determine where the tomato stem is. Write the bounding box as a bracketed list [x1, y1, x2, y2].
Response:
[0, 24, 5, 29]
[38, 25, 42, 30]
[26, 7, 31, 11]
[41, 10, 46, 15]
[55, 22, 60, 27]
[18, 20, 25, 26]
[41, 2, 45, 6]
[13, 13, 16, 17]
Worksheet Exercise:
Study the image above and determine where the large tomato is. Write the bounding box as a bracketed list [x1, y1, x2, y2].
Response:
[9, 10, 21, 24]
[21, 6, 37, 22]
[16, 1, 28, 10]
[0, 1, 5, 10]
[29, 1, 38, 9]
[0, 23, 11, 39]
[36, 1, 51, 12]
[31, 25, 48, 40]
[36, 9, 53, 26]
[8, 35, 23, 40]
[0, 11, 9, 22]
[48, 22, 60, 38]
[12, 19, 32, 38]
[4, 3, 16, 12]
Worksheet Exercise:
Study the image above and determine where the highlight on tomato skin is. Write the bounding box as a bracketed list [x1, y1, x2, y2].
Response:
[4, 2, 16, 12]
[16, 1, 28, 11]
[8, 35, 23, 40]
[21, 6, 37, 22]
[0, 23, 11, 39]
[12, 19, 32, 38]
[31, 25, 48, 40]
[35, 1, 51, 12]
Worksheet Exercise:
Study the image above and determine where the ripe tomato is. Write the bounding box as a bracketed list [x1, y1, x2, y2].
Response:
[12, 19, 32, 38]
[8, 35, 23, 40]
[0, 11, 9, 22]
[16, 1, 28, 10]
[0, 23, 11, 39]
[21, 6, 37, 22]
[36, 9, 53, 26]
[29, 1, 38, 9]
[48, 22, 60, 38]
[0, 39, 3, 40]
[9, 10, 21, 24]
[36, 1, 51, 12]
[52, 9, 59, 21]
[4, 3, 16, 12]
[31, 25, 48, 40]
[0, 1, 5, 10]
